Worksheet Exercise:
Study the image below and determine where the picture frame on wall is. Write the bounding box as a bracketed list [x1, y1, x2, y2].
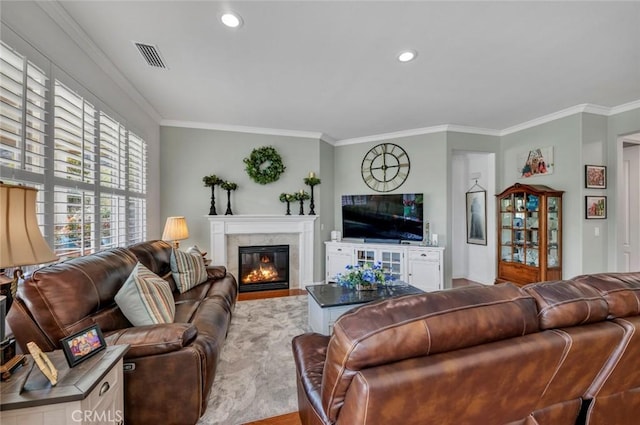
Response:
[585, 165, 607, 189]
[60, 324, 106, 368]
[466, 190, 487, 245]
[585, 196, 607, 219]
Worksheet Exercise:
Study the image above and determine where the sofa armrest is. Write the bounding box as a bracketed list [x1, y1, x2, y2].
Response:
[105, 323, 198, 358]
[206, 265, 227, 280]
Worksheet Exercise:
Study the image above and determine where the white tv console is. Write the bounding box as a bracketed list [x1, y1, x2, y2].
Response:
[325, 241, 445, 292]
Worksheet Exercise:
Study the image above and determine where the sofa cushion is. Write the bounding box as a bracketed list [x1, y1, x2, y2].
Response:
[572, 272, 640, 318]
[321, 283, 539, 422]
[523, 280, 609, 329]
[115, 262, 175, 326]
[171, 249, 208, 293]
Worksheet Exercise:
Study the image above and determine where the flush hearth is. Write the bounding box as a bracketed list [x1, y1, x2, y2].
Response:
[238, 245, 289, 292]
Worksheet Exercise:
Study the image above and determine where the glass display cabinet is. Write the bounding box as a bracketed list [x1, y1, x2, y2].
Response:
[496, 183, 563, 286]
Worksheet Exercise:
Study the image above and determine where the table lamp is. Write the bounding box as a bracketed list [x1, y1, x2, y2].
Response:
[162, 216, 189, 249]
[0, 183, 58, 378]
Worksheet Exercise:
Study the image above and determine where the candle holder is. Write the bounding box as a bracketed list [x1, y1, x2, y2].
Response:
[220, 181, 238, 215]
[279, 193, 295, 215]
[294, 191, 310, 215]
[303, 176, 321, 215]
[202, 174, 223, 215]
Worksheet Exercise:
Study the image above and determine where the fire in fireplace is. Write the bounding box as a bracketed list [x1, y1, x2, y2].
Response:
[238, 245, 289, 292]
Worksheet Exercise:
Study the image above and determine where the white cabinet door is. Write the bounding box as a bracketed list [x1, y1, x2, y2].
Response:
[326, 245, 353, 282]
[407, 249, 442, 291]
[379, 249, 405, 280]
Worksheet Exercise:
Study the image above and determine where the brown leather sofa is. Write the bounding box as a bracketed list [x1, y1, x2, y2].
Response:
[293, 272, 640, 425]
[7, 240, 238, 425]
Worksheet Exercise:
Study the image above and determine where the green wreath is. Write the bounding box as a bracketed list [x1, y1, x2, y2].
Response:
[243, 146, 286, 184]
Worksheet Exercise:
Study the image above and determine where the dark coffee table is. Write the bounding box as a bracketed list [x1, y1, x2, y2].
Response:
[306, 283, 423, 335]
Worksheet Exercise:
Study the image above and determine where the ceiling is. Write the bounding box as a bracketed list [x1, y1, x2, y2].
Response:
[55, 1, 640, 142]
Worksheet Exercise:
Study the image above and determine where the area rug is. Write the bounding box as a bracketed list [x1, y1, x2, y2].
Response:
[197, 295, 309, 425]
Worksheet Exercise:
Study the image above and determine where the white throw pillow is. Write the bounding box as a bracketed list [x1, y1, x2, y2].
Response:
[115, 262, 175, 326]
[170, 249, 208, 293]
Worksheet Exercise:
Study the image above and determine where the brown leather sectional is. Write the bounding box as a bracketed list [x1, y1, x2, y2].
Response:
[7, 240, 238, 425]
[293, 272, 640, 425]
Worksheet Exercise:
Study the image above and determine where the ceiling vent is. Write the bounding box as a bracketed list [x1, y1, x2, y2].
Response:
[133, 42, 167, 69]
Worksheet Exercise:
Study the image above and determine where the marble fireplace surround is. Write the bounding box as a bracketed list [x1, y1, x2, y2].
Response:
[207, 215, 317, 289]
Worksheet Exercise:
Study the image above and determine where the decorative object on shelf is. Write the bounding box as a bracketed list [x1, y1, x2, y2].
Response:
[585, 165, 606, 189]
[203, 174, 223, 215]
[0, 183, 57, 380]
[220, 181, 238, 215]
[303, 172, 321, 215]
[466, 179, 487, 245]
[336, 262, 392, 291]
[161, 216, 189, 249]
[294, 190, 310, 215]
[279, 193, 295, 215]
[243, 146, 286, 184]
[60, 324, 106, 368]
[27, 341, 58, 385]
[585, 196, 607, 219]
[361, 143, 410, 192]
[526, 195, 539, 211]
[519, 146, 554, 177]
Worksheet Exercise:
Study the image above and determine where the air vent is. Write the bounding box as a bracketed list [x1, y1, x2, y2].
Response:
[133, 42, 167, 69]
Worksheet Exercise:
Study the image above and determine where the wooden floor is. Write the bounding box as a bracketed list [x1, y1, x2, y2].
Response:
[238, 280, 479, 424]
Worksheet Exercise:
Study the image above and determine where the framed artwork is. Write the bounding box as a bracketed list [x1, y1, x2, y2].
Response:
[585, 165, 606, 189]
[466, 190, 487, 245]
[585, 196, 607, 219]
[519, 147, 554, 177]
[60, 324, 106, 368]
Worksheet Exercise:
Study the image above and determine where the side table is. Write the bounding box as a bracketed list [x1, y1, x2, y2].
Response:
[0, 344, 129, 425]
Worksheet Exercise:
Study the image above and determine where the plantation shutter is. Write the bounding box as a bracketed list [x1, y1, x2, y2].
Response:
[0, 41, 47, 173]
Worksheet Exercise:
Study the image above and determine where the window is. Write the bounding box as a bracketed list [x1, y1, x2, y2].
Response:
[54, 81, 96, 183]
[99, 112, 126, 189]
[0, 41, 47, 173]
[1, 40, 148, 259]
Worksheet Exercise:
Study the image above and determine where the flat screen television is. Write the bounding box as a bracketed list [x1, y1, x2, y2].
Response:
[341, 193, 424, 242]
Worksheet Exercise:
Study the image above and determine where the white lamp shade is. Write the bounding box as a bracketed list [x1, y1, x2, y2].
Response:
[162, 216, 189, 242]
[0, 183, 58, 268]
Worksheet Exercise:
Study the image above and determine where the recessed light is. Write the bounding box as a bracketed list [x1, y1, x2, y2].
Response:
[397, 50, 417, 63]
[221, 12, 243, 28]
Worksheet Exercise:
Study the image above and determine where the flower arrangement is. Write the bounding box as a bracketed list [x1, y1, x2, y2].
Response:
[202, 174, 223, 187]
[220, 181, 238, 191]
[336, 262, 392, 290]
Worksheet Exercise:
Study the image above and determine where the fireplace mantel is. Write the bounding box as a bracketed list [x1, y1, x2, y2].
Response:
[207, 215, 318, 287]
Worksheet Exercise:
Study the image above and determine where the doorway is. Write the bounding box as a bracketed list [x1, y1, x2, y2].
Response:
[618, 133, 640, 272]
[451, 151, 496, 284]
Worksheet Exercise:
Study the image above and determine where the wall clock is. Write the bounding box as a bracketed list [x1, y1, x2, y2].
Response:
[361, 143, 410, 192]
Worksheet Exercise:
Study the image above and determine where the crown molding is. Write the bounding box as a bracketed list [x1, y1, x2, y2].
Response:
[610, 99, 640, 116]
[36, 1, 162, 123]
[334, 124, 500, 146]
[160, 120, 324, 140]
[499, 101, 640, 136]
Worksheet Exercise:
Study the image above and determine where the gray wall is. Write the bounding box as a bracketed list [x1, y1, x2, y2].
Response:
[500, 115, 583, 278]
[159, 126, 328, 280]
[581, 113, 609, 273]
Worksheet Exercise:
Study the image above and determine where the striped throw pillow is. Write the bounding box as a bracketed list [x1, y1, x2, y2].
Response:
[115, 262, 175, 326]
[171, 249, 208, 293]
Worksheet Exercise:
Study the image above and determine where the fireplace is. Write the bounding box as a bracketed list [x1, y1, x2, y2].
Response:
[238, 245, 289, 292]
